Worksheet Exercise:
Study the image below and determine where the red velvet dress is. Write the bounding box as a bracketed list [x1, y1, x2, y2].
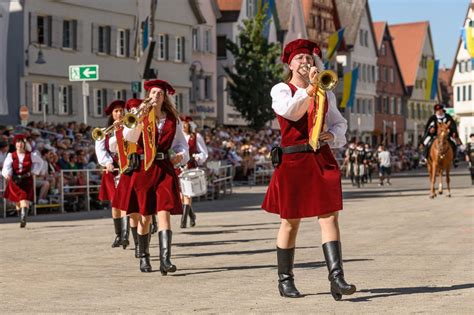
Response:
[127, 114, 182, 216]
[98, 134, 118, 202]
[261, 83, 343, 219]
[4, 152, 34, 202]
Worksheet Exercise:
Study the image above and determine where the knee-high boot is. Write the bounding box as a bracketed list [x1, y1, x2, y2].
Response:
[138, 233, 152, 272]
[158, 230, 177, 275]
[111, 218, 122, 248]
[150, 215, 158, 234]
[121, 216, 130, 249]
[322, 241, 356, 301]
[188, 206, 196, 227]
[180, 205, 189, 228]
[277, 247, 302, 298]
[20, 207, 28, 228]
[131, 226, 139, 258]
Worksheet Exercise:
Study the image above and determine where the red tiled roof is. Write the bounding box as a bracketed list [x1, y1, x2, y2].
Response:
[389, 21, 429, 87]
[217, 0, 242, 11]
[373, 21, 386, 49]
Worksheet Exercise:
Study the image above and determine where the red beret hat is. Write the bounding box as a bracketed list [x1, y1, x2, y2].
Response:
[144, 79, 176, 95]
[13, 134, 27, 144]
[104, 100, 125, 116]
[126, 98, 142, 111]
[180, 115, 193, 122]
[433, 104, 444, 111]
[281, 39, 322, 64]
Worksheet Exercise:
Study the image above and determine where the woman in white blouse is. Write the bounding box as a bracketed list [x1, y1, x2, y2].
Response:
[261, 39, 356, 300]
[2, 134, 44, 228]
[179, 116, 209, 228]
[122, 79, 189, 273]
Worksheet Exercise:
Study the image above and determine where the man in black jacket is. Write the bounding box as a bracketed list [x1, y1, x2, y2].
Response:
[420, 104, 460, 167]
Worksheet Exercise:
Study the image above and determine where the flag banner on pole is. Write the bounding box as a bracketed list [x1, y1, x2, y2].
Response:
[340, 67, 359, 109]
[326, 28, 345, 61]
[425, 59, 439, 100]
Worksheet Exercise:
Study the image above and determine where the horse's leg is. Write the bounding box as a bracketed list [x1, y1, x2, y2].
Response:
[429, 163, 437, 198]
[446, 167, 451, 197]
[438, 168, 443, 195]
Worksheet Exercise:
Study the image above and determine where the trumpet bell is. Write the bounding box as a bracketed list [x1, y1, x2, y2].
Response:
[92, 128, 105, 141]
[317, 70, 338, 91]
[123, 113, 138, 129]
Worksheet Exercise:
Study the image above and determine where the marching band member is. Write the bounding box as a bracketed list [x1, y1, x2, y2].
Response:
[261, 39, 356, 300]
[95, 100, 129, 248]
[179, 116, 208, 228]
[123, 79, 188, 273]
[2, 134, 44, 228]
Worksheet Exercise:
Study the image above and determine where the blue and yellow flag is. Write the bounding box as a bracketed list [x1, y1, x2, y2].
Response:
[326, 28, 345, 61]
[425, 59, 439, 101]
[340, 67, 359, 109]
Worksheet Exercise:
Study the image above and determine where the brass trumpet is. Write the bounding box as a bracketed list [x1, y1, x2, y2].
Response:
[91, 98, 153, 141]
[298, 64, 338, 90]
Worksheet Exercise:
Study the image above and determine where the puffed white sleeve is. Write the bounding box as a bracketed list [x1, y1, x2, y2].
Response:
[31, 152, 45, 176]
[123, 124, 143, 143]
[1, 153, 13, 178]
[194, 133, 209, 165]
[172, 120, 189, 165]
[95, 139, 113, 167]
[271, 82, 311, 121]
[325, 91, 348, 148]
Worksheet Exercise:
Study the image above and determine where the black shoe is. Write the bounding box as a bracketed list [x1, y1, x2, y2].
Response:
[20, 207, 28, 228]
[189, 206, 196, 227]
[150, 215, 158, 234]
[121, 216, 130, 249]
[131, 227, 139, 258]
[453, 159, 458, 168]
[158, 230, 177, 276]
[277, 247, 302, 298]
[138, 233, 152, 272]
[180, 205, 189, 228]
[323, 241, 356, 301]
[111, 218, 122, 248]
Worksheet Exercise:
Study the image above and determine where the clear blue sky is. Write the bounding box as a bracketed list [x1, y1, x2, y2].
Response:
[369, 0, 469, 69]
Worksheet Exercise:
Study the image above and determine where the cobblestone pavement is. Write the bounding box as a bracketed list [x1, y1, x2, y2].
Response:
[1, 167, 473, 313]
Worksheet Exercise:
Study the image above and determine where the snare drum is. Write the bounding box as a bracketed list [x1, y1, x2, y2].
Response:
[178, 168, 207, 197]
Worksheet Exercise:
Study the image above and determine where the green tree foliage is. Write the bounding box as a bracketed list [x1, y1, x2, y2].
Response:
[224, 4, 284, 129]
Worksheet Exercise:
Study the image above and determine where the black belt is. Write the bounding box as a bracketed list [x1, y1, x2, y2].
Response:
[281, 142, 327, 154]
[13, 173, 32, 180]
[139, 152, 169, 161]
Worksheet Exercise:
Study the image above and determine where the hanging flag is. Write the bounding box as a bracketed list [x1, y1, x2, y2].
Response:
[465, 25, 474, 58]
[340, 67, 359, 108]
[425, 59, 439, 100]
[326, 28, 345, 61]
[142, 17, 149, 51]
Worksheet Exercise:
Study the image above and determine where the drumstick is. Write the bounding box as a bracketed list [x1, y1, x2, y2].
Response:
[102, 168, 120, 172]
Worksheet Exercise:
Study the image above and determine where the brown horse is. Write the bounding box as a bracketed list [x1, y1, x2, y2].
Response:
[427, 122, 454, 198]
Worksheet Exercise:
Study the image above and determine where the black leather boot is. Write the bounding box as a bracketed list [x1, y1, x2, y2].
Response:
[150, 215, 158, 234]
[121, 216, 130, 249]
[322, 241, 356, 301]
[111, 218, 121, 248]
[180, 205, 189, 228]
[20, 207, 28, 228]
[188, 206, 196, 227]
[131, 227, 139, 258]
[277, 247, 302, 298]
[158, 230, 177, 275]
[138, 233, 152, 272]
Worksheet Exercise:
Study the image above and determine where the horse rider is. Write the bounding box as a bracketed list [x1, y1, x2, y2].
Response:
[420, 104, 460, 167]
[466, 133, 474, 185]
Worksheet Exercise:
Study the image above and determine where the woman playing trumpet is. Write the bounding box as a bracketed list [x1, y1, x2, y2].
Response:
[123, 79, 188, 273]
[261, 39, 356, 300]
[95, 100, 130, 249]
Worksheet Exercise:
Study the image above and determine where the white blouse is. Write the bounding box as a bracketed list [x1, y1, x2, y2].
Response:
[185, 133, 208, 166]
[2, 151, 45, 178]
[122, 118, 189, 165]
[271, 82, 348, 148]
[95, 137, 113, 167]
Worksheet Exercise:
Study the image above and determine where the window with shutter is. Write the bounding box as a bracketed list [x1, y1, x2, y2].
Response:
[59, 85, 69, 115]
[157, 34, 165, 60]
[117, 29, 126, 57]
[63, 20, 73, 49]
[175, 36, 182, 62]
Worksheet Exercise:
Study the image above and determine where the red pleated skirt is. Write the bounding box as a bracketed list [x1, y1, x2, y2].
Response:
[98, 172, 116, 202]
[262, 145, 343, 219]
[4, 177, 34, 202]
[112, 173, 139, 212]
[128, 160, 182, 216]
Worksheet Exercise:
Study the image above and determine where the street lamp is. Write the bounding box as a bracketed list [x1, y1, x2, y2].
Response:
[189, 60, 204, 120]
[25, 46, 47, 67]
